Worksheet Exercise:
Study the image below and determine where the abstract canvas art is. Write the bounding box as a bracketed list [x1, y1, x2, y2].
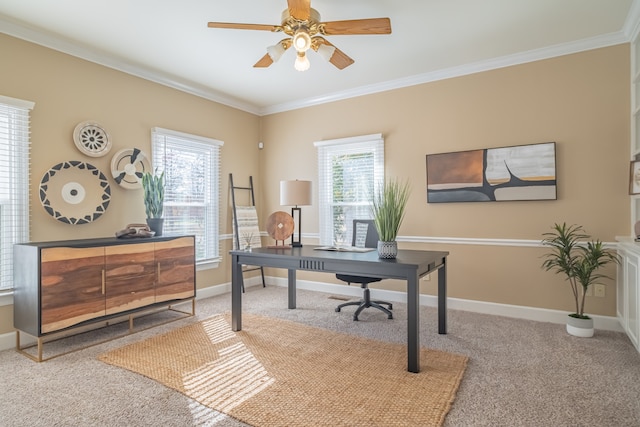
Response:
[426, 142, 556, 203]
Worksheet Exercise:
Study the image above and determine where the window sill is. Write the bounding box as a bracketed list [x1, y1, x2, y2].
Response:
[197, 258, 221, 271]
[0, 291, 13, 307]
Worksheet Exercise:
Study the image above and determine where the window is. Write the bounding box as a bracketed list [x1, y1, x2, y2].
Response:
[0, 96, 33, 291]
[151, 128, 223, 266]
[315, 133, 384, 246]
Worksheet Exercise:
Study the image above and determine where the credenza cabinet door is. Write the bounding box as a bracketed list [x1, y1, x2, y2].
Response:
[14, 235, 196, 341]
[105, 242, 156, 315]
[155, 236, 196, 303]
[40, 247, 106, 334]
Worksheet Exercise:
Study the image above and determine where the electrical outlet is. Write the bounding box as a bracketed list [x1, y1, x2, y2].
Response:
[594, 284, 606, 298]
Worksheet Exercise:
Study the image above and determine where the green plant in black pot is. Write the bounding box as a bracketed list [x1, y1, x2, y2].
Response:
[142, 170, 165, 236]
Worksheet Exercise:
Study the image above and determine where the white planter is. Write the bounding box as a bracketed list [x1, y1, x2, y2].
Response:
[566, 315, 594, 338]
[377, 241, 398, 259]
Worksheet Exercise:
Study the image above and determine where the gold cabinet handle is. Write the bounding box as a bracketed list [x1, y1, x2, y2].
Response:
[101, 269, 105, 295]
[157, 262, 161, 277]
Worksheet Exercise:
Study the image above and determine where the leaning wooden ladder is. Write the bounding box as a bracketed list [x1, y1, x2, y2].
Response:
[230, 173, 266, 292]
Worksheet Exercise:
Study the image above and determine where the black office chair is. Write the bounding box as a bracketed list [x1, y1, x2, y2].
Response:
[335, 219, 393, 321]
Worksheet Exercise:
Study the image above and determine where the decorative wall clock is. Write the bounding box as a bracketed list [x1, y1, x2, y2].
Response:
[110, 148, 151, 189]
[39, 161, 111, 225]
[73, 121, 112, 157]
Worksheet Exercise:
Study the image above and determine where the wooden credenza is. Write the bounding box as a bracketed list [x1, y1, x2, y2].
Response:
[13, 235, 196, 361]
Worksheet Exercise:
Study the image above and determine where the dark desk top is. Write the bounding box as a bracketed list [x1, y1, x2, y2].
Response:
[231, 245, 449, 279]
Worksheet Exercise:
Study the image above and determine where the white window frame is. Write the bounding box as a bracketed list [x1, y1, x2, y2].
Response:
[151, 127, 223, 268]
[0, 95, 33, 294]
[314, 133, 384, 246]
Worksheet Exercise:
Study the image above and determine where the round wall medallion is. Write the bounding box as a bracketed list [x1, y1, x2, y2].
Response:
[110, 148, 151, 189]
[39, 161, 111, 225]
[73, 121, 112, 157]
[266, 211, 295, 242]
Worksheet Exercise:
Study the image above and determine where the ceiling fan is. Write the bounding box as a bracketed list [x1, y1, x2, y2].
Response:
[207, 0, 391, 71]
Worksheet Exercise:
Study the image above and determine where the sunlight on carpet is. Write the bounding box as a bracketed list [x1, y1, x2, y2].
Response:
[99, 313, 468, 426]
[183, 316, 275, 413]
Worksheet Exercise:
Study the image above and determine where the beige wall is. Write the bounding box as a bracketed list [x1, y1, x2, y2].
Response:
[0, 34, 261, 335]
[0, 34, 631, 336]
[260, 45, 630, 316]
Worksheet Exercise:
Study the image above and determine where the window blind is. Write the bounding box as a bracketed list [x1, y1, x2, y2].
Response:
[315, 134, 384, 246]
[151, 127, 223, 265]
[0, 96, 33, 291]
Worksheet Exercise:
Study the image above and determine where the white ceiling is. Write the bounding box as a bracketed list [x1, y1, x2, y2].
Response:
[0, 0, 638, 115]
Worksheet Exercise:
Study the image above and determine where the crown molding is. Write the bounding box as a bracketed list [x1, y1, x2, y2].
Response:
[624, 0, 640, 40]
[0, 12, 633, 117]
[261, 30, 630, 115]
[0, 14, 262, 115]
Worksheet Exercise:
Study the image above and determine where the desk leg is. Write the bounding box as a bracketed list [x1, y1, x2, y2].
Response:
[407, 272, 420, 373]
[231, 254, 243, 331]
[438, 257, 447, 335]
[288, 269, 296, 309]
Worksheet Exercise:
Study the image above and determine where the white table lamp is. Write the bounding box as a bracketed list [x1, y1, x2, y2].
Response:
[280, 180, 312, 247]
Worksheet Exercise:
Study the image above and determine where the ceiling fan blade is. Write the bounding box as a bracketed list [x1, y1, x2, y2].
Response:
[327, 47, 354, 70]
[313, 38, 354, 70]
[207, 22, 280, 32]
[321, 18, 392, 35]
[254, 53, 274, 68]
[287, 0, 311, 21]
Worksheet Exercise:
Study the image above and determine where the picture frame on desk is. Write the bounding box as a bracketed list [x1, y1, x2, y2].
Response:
[630, 160, 640, 195]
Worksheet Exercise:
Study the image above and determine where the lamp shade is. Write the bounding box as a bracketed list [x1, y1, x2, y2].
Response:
[317, 43, 336, 62]
[280, 180, 312, 206]
[294, 52, 311, 71]
[267, 42, 286, 62]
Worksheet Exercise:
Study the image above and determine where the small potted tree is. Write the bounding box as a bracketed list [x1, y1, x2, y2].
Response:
[142, 170, 165, 236]
[371, 178, 411, 259]
[541, 222, 619, 337]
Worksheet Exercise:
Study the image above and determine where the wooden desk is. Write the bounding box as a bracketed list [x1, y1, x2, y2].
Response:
[230, 245, 449, 373]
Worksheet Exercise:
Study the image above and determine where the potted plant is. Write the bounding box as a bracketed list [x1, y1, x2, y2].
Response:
[370, 178, 411, 259]
[142, 170, 165, 236]
[541, 222, 619, 337]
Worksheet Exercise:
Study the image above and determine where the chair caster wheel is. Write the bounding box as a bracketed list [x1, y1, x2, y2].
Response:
[353, 316, 359, 321]
[388, 304, 393, 310]
[335, 308, 341, 312]
[388, 314, 393, 319]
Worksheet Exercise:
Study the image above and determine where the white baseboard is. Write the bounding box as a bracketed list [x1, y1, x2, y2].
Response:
[263, 275, 624, 333]
[0, 275, 623, 353]
[0, 331, 15, 353]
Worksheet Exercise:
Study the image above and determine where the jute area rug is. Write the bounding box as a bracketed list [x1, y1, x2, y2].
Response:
[99, 313, 468, 426]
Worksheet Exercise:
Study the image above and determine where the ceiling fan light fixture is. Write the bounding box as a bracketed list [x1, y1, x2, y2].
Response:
[293, 30, 312, 52]
[316, 43, 336, 62]
[294, 52, 310, 71]
[266, 42, 286, 62]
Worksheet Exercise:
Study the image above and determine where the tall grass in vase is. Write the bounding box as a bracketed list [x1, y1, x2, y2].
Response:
[371, 178, 411, 259]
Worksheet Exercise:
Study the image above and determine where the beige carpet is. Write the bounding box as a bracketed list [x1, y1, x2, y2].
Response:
[98, 313, 468, 426]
